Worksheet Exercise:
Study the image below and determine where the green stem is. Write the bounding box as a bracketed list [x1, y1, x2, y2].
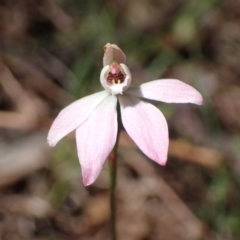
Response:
[108, 141, 118, 240]
[108, 101, 121, 240]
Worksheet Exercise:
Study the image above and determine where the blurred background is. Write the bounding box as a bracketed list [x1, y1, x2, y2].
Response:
[0, 0, 240, 239]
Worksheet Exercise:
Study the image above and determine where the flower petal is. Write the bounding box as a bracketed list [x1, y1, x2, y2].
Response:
[119, 95, 169, 165]
[127, 79, 203, 105]
[76, 95, 118, 186]
[47, 91, 109, 147]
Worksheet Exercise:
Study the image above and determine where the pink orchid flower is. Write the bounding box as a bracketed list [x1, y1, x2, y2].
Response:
[48, 43, 203, 186]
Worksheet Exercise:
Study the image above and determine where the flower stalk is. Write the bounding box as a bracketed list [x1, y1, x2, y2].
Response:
[108, 101, 121, 240]
[108, 142, 118, 240]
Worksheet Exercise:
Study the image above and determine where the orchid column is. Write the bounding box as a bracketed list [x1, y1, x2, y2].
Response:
[47, 43, 203, 240]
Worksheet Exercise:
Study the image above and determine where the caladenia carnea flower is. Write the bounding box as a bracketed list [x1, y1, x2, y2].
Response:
[47, 43, 203, 186]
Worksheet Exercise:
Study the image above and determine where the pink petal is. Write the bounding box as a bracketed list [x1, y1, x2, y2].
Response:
[76, 95, 117, 186]
[119, 95, 169, 165]
[127, 79, 203, 105]
[47, 91, 109, 147]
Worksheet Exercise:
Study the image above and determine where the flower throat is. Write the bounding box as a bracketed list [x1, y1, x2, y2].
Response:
[107, 62, 125, 85]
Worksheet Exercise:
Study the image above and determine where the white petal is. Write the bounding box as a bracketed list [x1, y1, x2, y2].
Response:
[47, 91, 109, 147]
[76, 95, 118, 186]
[119, 95, 169, 165]
[127, 79, 203, 105]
